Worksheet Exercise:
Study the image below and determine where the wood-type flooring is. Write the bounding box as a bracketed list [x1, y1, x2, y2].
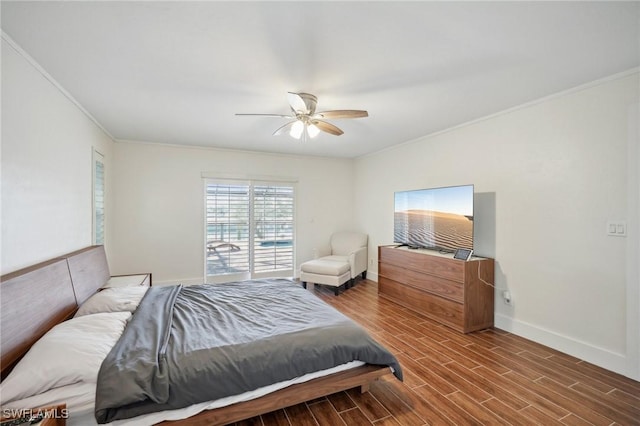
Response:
[233, 279, 640, 426]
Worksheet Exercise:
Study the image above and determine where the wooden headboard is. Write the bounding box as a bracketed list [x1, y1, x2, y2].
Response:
[0, 258, 78, 378]
[0, 246, 110, 378]
[64, 246, 110, 306]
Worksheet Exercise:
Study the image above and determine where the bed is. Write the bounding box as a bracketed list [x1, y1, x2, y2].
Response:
[0, 246, 401, 425]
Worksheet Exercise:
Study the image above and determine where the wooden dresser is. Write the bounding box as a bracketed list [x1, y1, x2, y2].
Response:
[378, 245, 495, 333]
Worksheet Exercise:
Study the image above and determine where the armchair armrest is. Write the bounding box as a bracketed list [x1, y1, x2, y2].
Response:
[348, 246, 368, 278]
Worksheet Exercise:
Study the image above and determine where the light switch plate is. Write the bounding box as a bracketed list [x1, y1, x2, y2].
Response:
[607, 221, 627, 237]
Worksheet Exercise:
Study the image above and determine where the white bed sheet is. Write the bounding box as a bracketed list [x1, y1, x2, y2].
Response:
[10, 360, 364, 425]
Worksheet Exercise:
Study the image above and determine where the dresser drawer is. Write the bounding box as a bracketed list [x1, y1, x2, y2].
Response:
[378, 276, 464, 332]
[379, 246, 464, 282]
[379, 263, 464, 302]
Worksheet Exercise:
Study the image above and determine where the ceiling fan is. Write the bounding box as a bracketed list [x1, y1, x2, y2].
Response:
[236, 92, 368, 140]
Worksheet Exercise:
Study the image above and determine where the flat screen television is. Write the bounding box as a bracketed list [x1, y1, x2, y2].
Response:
[394, 184, 474, 251]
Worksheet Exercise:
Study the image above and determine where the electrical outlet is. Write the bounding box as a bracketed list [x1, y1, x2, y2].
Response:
[369, 259, 374, 265]
[502, 290, 512, 305]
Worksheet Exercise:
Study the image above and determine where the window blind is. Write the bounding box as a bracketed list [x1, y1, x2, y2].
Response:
[205, 183, 251, 275]
[93, 151, 105, 245]
[253, 185, 294, 273]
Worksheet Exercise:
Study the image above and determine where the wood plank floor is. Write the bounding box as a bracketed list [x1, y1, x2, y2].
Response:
[234, 279, 640, 426]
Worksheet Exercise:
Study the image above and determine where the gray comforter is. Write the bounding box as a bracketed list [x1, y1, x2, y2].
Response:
[95, 279, 402, 423]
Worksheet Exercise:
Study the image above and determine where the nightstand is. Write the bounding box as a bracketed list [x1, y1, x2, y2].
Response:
[101, 273, 152, 289]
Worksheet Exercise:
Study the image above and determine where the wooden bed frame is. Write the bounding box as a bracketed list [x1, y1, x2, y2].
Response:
[0, 246, 393, 425]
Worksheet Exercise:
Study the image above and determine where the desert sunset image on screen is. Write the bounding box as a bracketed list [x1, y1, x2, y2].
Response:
[394, 185, 473, 251]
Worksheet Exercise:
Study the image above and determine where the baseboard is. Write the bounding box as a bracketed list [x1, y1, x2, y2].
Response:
[367, 271, 379, 282]
[494, 313, 635, 379]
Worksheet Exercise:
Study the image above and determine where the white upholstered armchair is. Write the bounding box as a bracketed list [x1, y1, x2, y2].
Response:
[300, 231, 368, 295]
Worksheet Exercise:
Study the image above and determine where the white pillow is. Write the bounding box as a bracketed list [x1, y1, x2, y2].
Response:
[75, 286, 148, 317]
[1, 382, 96, 421]
[0, 311, 131, 403]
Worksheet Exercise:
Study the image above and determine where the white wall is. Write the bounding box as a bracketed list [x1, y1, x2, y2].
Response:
[1, 37, 114, 273]
[354, 72, 639, 379]
[109, 142, 354, 285]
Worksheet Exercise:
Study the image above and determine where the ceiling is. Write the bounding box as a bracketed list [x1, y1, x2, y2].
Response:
[2, 1, 639, 159]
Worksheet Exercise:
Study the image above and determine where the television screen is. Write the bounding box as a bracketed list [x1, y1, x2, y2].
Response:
[394, 184, 474, 251]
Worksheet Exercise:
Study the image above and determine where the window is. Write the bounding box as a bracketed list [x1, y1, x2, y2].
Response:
[204, 178, 295, 282]
[93, 149, 105, 245]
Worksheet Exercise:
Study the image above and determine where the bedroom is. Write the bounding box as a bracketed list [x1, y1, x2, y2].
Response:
[1, 1, 639, 424]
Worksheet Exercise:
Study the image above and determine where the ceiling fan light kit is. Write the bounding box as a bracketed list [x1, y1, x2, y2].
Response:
[290, 120, 305, 139]
[236, 92, 368, 141]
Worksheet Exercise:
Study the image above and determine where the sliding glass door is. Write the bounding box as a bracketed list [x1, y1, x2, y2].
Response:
[204, 179, 295, 283]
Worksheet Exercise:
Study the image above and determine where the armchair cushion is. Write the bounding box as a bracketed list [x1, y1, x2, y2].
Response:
[330, 232, 369, 256]
[300, 258, 350, 276]
[322, 255, 349, 263]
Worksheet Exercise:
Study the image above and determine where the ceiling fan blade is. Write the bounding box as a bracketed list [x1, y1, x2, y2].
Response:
[287, 92, 308, 114]
[312, 120, 344, 136]
[287, 92, 318, 115]
[313, 110, 369, 119]
[235, 113, 293, 118]
[272, 120, 297, 136]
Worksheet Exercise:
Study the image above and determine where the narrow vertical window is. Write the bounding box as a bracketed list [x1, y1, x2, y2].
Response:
[93, 149, 105, 245]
